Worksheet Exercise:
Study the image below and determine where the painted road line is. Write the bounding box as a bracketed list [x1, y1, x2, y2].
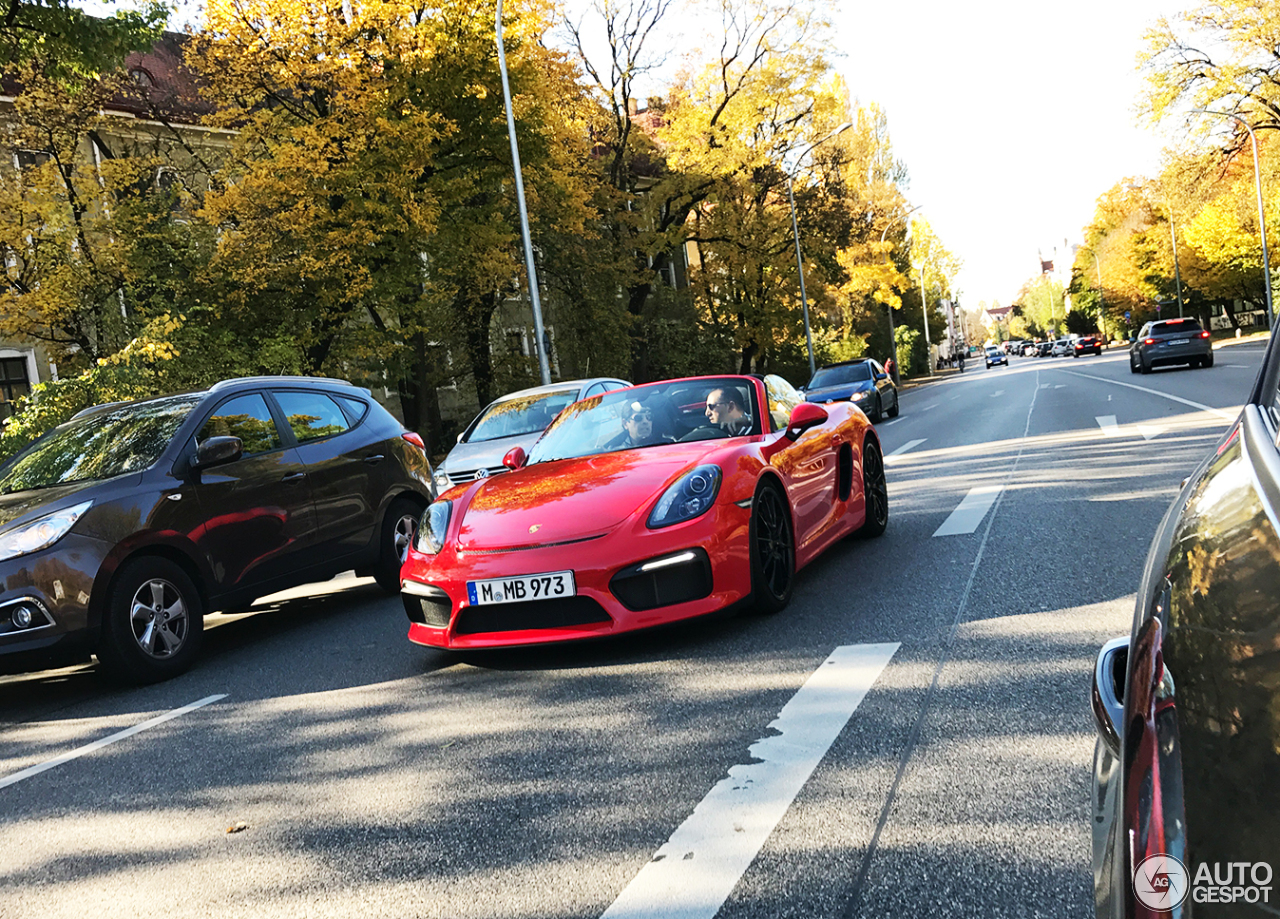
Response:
[0, 695, 228, 790]
[921, 404, 938, 412]
[886, 438, 926, 457]
[1054, 384, 1067, 389]
[1097, 415, 1120, 437]
[990, 390, 1004, 398]
[601, 643, 899, 919]
[932, 485, 1003, 537]
[1137, 423, 1168, 441]
[1053, 369, 1237, 421]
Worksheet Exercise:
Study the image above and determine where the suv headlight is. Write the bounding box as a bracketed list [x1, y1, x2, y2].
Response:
[851, 390, 872, 401]
[416, 500, 452, 554]
[0, 501, 92, 563]
[433, 470, 451, 491]
[648, 465, 722, 529]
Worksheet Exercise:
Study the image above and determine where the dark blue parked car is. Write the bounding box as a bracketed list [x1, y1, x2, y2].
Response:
[801, 358, 899, 423]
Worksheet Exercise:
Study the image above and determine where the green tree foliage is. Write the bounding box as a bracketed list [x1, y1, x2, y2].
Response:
[0, 0, 167, 85]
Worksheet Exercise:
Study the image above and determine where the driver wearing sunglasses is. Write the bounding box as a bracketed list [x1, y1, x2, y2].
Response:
[612, 401, 669, 450]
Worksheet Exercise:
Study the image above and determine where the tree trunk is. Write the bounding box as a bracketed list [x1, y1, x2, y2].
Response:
[626, 280, 653, 382]
[397, 331, 445, 456]
[461, 289, 500, 408]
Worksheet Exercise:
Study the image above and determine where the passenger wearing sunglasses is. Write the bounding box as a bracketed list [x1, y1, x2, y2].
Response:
[704, 388, 753, 436]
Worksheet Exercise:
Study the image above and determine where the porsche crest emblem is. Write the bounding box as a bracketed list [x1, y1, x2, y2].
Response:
[529, 524, 542, 534]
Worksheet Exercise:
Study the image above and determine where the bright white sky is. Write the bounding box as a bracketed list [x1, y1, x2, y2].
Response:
[830, 0, 1188, 306]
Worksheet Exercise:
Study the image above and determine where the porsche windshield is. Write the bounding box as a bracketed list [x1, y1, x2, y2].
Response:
[0, 397, 200, 494]
[527, 378, 760, 464]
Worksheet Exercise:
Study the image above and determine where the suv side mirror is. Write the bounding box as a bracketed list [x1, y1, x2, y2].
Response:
[502, 445, 527, 471]
[1129, 334, 1137, 343]
[193, 436, 242, 470]
[785, 403, 828, 441]
[874, 372, 888, 381]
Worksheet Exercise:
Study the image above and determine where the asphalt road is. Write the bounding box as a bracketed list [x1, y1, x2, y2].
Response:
[0, 341, 1267, 919]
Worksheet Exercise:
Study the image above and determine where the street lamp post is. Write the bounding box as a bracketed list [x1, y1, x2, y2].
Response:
[785, 122, 852, 381]
[918, 265, 932, 375]
[878, 204, 921, 385]
[496, 0, 552, 386]
[1169, 213, 1184, 318]
[1093, 250, 1107, 348]
[1192, 109, 1273, 329]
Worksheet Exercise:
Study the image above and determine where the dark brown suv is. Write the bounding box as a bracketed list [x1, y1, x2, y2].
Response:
[0, 376, 434, 683]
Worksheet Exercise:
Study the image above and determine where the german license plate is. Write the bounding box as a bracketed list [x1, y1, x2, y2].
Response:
[467, 570, 576, 606]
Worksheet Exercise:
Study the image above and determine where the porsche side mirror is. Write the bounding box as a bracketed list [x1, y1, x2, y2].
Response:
[785, 403, 828, 441]
[502, 445, 527, 471]
[192, 436, 242, 470]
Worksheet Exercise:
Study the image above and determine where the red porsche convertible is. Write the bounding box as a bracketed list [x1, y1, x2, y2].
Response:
[400, 374, 888, 650]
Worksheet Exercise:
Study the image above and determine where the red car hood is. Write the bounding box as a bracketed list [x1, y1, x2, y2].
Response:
[455, 442, 726, 551]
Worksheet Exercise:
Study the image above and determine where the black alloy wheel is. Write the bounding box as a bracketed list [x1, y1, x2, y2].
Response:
[1130, 356, 1139, 374]
[97, 556, 204, 684]
[1140, 357, 1152, 374]
[871, 394, 883, 423]
[375, 496, 425, 593]
[887, 392, 900, 418]
[1203, 351, 1215, 368]
[858, 438, 889, 538]
[748, 482, 795, 615]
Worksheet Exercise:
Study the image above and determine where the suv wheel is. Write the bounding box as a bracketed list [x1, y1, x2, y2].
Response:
[98, 557, 203, 684]
[374, 496, 425, 593]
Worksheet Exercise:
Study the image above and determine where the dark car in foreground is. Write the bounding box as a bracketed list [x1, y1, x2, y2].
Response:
[801, 358, 898, 422]
[434, 378, 629, 492]
[0, 377, 434, 683]
[1073, 335, 1102, 357]
[1091, 336, 1280, 916]
[1129, 317, 1213, 373]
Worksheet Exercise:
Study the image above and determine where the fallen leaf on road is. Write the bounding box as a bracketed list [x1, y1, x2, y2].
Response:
[227, 822, 250, 834]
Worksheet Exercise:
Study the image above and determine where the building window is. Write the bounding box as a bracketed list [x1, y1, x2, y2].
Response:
[129, 68, 154, 88]
[15, 150, 51, 170]
[0, 356, 32, 421]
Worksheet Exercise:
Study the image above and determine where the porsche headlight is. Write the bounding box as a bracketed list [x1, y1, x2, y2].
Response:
[648, 465, 722, 529]
[0, 501, 92, 563]
[416, 500, 452, 554]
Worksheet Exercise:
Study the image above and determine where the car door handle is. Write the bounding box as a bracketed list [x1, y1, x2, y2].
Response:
[281, 472, 307, 483]
[363, 454, 385, 465]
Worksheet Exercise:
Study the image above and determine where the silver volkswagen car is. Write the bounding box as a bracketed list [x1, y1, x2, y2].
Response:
[433, 378, 629, 492]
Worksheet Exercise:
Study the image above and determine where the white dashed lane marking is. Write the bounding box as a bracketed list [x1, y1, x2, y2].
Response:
[601, 644, 899, 919]
[1097, 415, 1120, 437]
[886, 438, 926, 458]
[932, 486, 1003, 537]
[0, 695, 228, 790]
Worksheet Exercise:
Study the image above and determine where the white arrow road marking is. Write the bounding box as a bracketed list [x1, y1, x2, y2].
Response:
[1054, 384, 1067, 389]
[601, 644, 899, 919]
[990, 390, 1004, 398]
[1137, 424, 1168, 441]
[1040, 384, 1051, 389]
[1096, 415, 1120, 437]
[886, 438, 926, 457]
[933, 485, 1003, 537]
[0, 695, 228, 790]
[1052, 369, 1237, 421]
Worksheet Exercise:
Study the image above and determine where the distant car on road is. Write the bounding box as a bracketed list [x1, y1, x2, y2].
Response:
[1051, 338, 1073, 357]
[1073, 335, 1102, 357]
[1091, 329, 1280, 917]
[1128, 317, 1213, 374]
[985, 346, 1007, 368]
[802, 358, 899, 422]
[1036, 341, 1053, 357]
[434, 378, 629, 492]
[1022, 342, 1039, 357]
[0, 377, 435, 683]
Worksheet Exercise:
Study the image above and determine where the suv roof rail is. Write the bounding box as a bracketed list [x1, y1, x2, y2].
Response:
[209, 376, 355, 392]
[71, 400, 132, 420]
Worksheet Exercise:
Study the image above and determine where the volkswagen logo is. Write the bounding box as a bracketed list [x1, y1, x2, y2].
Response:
[475, 468, 489, 479]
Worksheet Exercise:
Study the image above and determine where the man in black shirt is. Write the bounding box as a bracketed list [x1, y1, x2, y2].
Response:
[704, 388, 753, 436]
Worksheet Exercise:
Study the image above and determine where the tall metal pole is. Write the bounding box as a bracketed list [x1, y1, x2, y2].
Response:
[496, 0, 552, 385]
[1193, 110, 1273, 329]
[919, 265, 932, 375]
[786, 174, 817, 381]
[878, 204, 921, 386]
[1169, 215, 1184, 318]
[1093, 250, 1106, 348]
